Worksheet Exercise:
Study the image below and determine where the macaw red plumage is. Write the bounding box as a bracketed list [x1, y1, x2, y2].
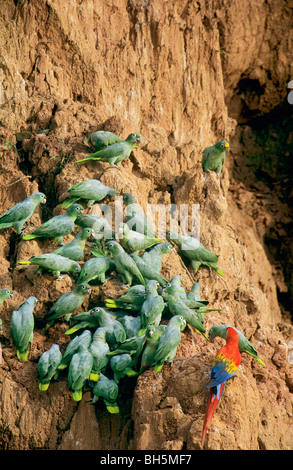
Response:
[201, 326, 242, 447]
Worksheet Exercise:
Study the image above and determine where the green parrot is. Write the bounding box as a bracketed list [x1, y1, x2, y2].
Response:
[106, 241, 146, 286]
[105, 285, 146, 311]
[0, 192, 46, 234]
[85, 130, 123, 151]
[74, 307, 127, 346]
[141, 242, 173, 273]
[11, 296, 37, 361]
[88, 327, 110, 381]
[61, 179, 116, 209]
[170, 275, 187, 299]
[123, 193, 156, 238]
[23, 203, 84, 245]
[68, 343, 93, 401]
[45, 283, 91, 327]
[0, 288, 14, 306]
[118, 222, 162, 253]
[75, 213, 115, 240]
[139, 324, 166, 373]
[76, 133, 141, 168]
[139, 280, 165, 335]
[53, 228, 93, 261]
[187, 282, 206, 302]
[165, 284, 209, 340]
[38, 344, 62, 391]
[209, 324, 266, 367]
[91, 372, 120, 413]
[202, 140, 229, 177]
[117, 314, 142, 338]
[166, 230, 224, 277]
[58, 329, 92, 370]
[18, 253, 81, 279]
[77, 256, 114, 284]
[130, 253, 168, 286]
[153, 315, 186, 373]
[109, 353, 138, 383]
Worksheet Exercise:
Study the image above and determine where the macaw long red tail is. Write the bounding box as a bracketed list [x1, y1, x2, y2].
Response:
[201, 382, 224, 447]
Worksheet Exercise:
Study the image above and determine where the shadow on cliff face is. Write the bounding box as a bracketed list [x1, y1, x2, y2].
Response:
[229, 98, 293, 320]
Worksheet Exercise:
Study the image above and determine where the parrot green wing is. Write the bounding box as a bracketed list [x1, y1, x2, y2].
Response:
[118, 252, 146, 286]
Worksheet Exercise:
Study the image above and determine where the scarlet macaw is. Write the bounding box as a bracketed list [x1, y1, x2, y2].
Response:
[201, 326, 242, 447]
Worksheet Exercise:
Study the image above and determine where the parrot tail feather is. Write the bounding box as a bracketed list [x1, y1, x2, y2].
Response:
[211, 264, 224, 277]
[18, 261, 31, 265]
[106, 404, 120, 414]
[72, 390, 83, 401]
[154, 363, 163, 373]
[201, 331, 210, 341]
[17, 349, 29, 362]
[89, 372, 100, 382]
[39, 383, 50, 391]
[137, 328, 146, 337]
[254, 355, 266, 367]
[65, 327, 79, 335]
[201, 383, 224, 447]
[58, 363, 68, 370]
[61, 196, 80, 209]
[22, 234, 37, 240]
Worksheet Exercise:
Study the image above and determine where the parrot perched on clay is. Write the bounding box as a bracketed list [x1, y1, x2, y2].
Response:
[91, 372, 120, 413]
[18, 253, 81, 279]
[85, 130, 123, 151]
[153, 315, 186, 373]
[71, 307, 127, 346]
[58, 329, 92, 370]
[166, 230, 224, 277]
[38, 344, 62, 391]
[187, 283, 206, 302]
[141, 242, 173, 273]
[105, 285, 146, 312]
[201, 326, 242, 447]
[77, 256, 114, 285]
[106, 241, 146, 286]
[202, 140, 229, 177]
[76, 133, 141, 168]
[0, 192, 46, 234]
[209, 324, 265, 367]
[130, 253, 168, 287]
[0, 288, 14, 306]
[45, 283, 91, 327]
[61, 179, 116, 209]
[169, 275, 187, 299]
[75, 213, 115, 240]
[139, 324, 166, 373]
[165, 284, 209, 340]
[68, 344, 93, 401]
[65, 309, 106, 335]
[109, 353, 138, 383]
[118, 222, 162, 253]
[139, 280, 165, 335]
[53, 228, 93, 261]
[88, 327, 110, 382]
[123, 193, 156, 238]
[22, 203, 83, 245]
[11, 296, 37, 361]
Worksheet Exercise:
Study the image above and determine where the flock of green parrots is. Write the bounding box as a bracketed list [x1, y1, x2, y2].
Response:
[0, 130, 265, 431]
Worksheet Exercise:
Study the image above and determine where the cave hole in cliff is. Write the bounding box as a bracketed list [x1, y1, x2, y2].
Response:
[230, 97, 293, 320]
